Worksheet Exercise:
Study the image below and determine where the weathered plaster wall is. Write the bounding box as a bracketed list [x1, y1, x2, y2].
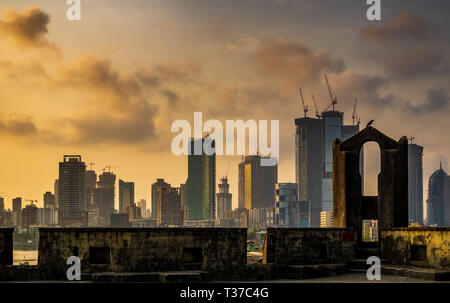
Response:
[263, 228, 356, 265]
[38, 228, 247, 280]
[381, 227, 450, 269]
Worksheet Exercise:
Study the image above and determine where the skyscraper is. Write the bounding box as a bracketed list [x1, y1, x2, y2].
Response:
[238, 155, 277, 210]
[427, 163, 450, 226]
[295, 111, 361, 227]
[216, 177, 232, 220]
[119, 179, 135, 213]
[85, 170, 97, 209]
[184, 137, 216, 220]
[152, 179, 184, 226]
[12, 197, 22, 212]
[408, 143, 424, 224]
[152, 179, 170, 220]
[12, 197, 22, 226]
[0, 197, 4, 212]
[54, 179, 59, 208]
[295, 117, 322, 227]
[43, 191, 55, 208]
[58, 155, 86, 226]
[95, 171, 116, 226]
[275, 183, 298, 227]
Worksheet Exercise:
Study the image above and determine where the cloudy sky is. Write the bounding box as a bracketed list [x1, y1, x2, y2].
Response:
[0, 0, 449, 214]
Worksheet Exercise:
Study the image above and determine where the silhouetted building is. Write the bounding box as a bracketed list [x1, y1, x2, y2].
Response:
[152, 179, 170, 220]
[95, 171, 116, 226]
[216, 177, 232, 220]
[58, 155, 86, 226]
[85, 170, 97, 209]
[275, 183, 299, 227]
[12, 197, 22, 212]
[54, 179, 59, 207]
[43, 191, 55, 209]
[137, 199, 150, 218]
[238, 155, 277, 210]
[408, 143, 424, 224]
[111, 213, 129, 228]
[295, 112, 361, 227]
[12, 197, 22, 226]
[154, 181, 184, 227]
[427, 163, 450, 226]
[0, 197, 4, 212]
[184, 137, 216, 220]
[295, 117, 322, 227]
[119, 179, 135, 213]
[22, 204, 40, 227]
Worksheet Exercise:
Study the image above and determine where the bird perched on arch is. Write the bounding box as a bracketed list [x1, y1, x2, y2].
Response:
[366, 119, 374, 127]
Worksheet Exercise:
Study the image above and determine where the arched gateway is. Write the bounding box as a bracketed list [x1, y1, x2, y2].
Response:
[333, 126, 409, 245]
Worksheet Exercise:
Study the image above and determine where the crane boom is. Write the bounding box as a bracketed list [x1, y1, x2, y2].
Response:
[324, 74, 337, 111]
[311, 93, 321, 118]
[298, 87, 308, 118]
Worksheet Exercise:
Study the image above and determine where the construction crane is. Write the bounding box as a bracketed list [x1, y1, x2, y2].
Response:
[104, 165, 119, 173]
[352, 97, 361, 126]
[409, 136, 415, 144]
[324, 74, 337, 112]
[88, 162, 95, 171]
[311, 93, 321, 119]
[298, 87, 308, 118]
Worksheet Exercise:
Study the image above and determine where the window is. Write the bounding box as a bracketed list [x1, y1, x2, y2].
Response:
[89, 247, 110, 264]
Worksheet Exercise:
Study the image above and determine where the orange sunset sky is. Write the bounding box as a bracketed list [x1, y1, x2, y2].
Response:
[0, 1, 449, 217]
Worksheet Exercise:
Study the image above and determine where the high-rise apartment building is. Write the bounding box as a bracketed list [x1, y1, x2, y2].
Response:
[153, 179, 184, 226]
[85, 170, 97, 209]
[275, 183, 298, 227]
[216, 177, 232, 220]
[184, 137, 216, 220]
[12, 197, 22, 212]
[238, 155, 277, 211]
[43, 191, 55, 208]
[295, 111, 361, 227]
[295, 117, 322, 227]
[58, 155, 86, 226]
[427, 163, 450, 226]
[54, 179, 59, 208]
[408, 143, 424, 224]
[119, 179, 135, 213]
[95, 171, 116, 226]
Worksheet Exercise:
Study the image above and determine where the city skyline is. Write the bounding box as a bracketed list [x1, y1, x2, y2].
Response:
[0, 1, 449, 215]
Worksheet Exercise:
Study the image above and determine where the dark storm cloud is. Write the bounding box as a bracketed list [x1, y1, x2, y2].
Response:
[0, 114, 37, 136]
[67, 100, 158, 144]
[360, 10, 435, 43]
[359, 9, 447, 79]
[0, 6, 54, 48]
[405, 88, 449, 115]
[254, 39, 345, 86]
[162, 89, 180, 105]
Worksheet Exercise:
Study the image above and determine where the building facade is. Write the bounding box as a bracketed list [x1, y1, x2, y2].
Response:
[408, 143, 424, 224]
[295, 117, 323, 227]
[238, 155, 278, 210]
[427, 163, 450, 226]
[58, 155, 86, 226]
[119, 179, 135, 214]
[275, 183, 298, 227]
[95, 171, 116, 226]
[216, 177, 232, 220]
[184, 137, 216, 220]
[153, 180, 184, 226]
